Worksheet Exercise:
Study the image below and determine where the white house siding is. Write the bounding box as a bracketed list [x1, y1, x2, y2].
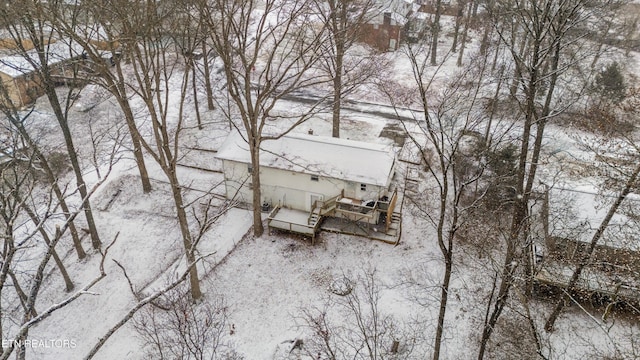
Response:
[222, 159, 387, 211]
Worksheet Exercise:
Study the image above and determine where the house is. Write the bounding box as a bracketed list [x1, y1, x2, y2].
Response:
[360, 12, 407, 51]
[0, 39, 86, 107]
[359, 0, 415, 51]
[216, 131, 402, 243]
[529, 186, 640, 306]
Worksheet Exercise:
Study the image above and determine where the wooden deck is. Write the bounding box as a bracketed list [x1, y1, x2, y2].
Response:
[267, 206, 321, 243]
[321, 213, 401, 245]
[266, 192, 402, 245]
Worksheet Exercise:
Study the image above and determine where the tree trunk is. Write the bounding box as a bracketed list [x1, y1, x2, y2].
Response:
[113, 62, 153, 193]
[478, 202, 526, 360]
[29, 37, 102, 250]
[509, 32, 530, 97]
[250, 136, 264, 237]
[480, 23, 491, 56]
[478, 24, 545, 359]
[41, 83, 101, 249]
[332, 41, 344, 138]
[8, 270, 37, 318]
[456, 1, 473, 67]
[123, 105, 152, 194]
[0, 229, 17, 345]
[433, 236, 453, 360]
[22, 203, 74, 292]
[430, 0, 443, 66]
[451, 2, 464, 53]
[169, 172, 203, 301]
[57, 111, 102, 250]
[191, 59, 203, 130]
[483, 65, 504, 146]
[202, 42, 215, 111]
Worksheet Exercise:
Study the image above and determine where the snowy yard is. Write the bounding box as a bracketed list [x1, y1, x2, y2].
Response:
[15, 94, 639, 359]
[1, 2, 639, 359]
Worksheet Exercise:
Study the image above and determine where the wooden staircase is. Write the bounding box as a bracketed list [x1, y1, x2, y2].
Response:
[308, 211, 321, 227]
[386, 212, 402, 239]
[307, 193, 341, 226]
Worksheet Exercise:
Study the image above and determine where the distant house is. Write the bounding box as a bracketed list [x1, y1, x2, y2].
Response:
[360, 12, 407, 51]
[530, 186, 640, 305]
[0, 39, 86, 107]
[216, 131, 402, 243]
[359, 0, 415, 51]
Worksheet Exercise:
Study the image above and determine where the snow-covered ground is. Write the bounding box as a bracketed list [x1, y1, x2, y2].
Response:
[1, 8, 639, 360]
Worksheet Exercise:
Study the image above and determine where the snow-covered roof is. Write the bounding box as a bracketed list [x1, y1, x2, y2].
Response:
[546, 186, 640, 251]
[0, 39, 84, 78]
[216, 131, 396, 187]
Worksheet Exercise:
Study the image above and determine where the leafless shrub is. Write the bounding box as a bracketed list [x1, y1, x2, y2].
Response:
[295, 269, 422, 359]
[42, 151, 72, 181]
[133, 287, 241, 360]
[482, 309, 540, 360]
[575, 106, 635, 135]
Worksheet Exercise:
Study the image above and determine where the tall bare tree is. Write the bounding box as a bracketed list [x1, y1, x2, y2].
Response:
[0, 133, 117, 359]
[88, 0, 209, 300]
[0, 82, 87, 259]
[204, 0, 331, 236]
[430, 0, 443, 66]
[477, 1, 627, 357]
[48, 0, 154, 194]
[0, 0, 102, 249]
[312, 0, 380, 138]
[387, 43, 498, 359]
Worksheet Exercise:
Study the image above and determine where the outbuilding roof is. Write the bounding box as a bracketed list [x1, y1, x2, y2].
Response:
[0, 39, 84, 78]
[546, 186, 640, 251]
[216, 131, 396, 187]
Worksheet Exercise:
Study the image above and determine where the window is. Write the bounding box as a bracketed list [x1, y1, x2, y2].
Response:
[383, 12, 391, 26]
[310, 175, 319, 182]
[247, 164, 253, 174]
[360, 184, 367, 191]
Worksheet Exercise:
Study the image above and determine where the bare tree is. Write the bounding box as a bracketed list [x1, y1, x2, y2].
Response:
[456, 0, 474, 67]
[203, 0, 331, 236]
[133, 288, 239, 360]
[49, 2, 154, 194]
[0, 0, 102, 249]
[0, 143, 118, 359]
[312, 0, 380, 138]
[386, 44, 497, 359]
[476, 1, 627, 356]
[0, 81, 87, 259]
[90, 0, 210, 300]
[430, 0, 443, 66]
[297, 268, 420, 359]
